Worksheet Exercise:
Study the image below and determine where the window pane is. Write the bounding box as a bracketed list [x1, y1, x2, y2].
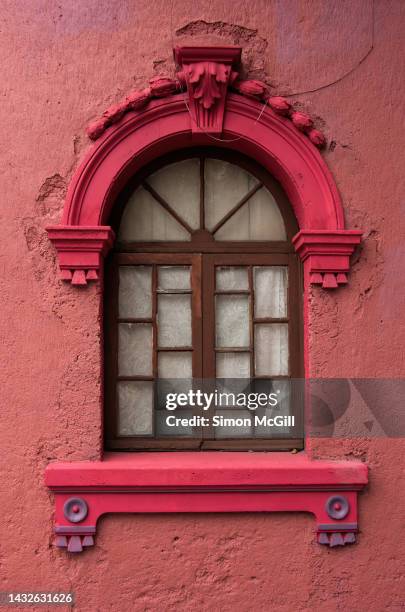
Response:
[216, 352, 251, 378]
[158, 351, 192, 378]
[118, 381, 153, 435]
[255, 324, 289, 375]
[118, 186, 190, 241]
[254, 267, 288, 318]
[215, 186, 286, 241]
[216, 267, 248, 291]
[158, 266, 190, 291]
[118, 323, 153, 376]
[216, 295, 250, 347]
[147, 159, 200, 230]
[119, 266, 152, 318]
[254, 380, 292, 437]
[205, 159, 259, 231]
[158, 294, 192, 347]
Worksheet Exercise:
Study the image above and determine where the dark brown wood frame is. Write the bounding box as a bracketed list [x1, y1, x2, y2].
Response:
[105, 148, 303, 451]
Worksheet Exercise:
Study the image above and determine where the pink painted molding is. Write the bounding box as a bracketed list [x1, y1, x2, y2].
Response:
[47, 226, 115, 285]
[85, 48, 326, 149]
[293, 230, 363, 289]
[45, 452, 368, 552]
[47, 47, 362, 289]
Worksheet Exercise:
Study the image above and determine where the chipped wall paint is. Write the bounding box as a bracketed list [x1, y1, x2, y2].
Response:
[1, 1, 404, 610]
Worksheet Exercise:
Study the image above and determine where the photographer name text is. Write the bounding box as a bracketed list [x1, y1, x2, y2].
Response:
[165, 414, 295, 428]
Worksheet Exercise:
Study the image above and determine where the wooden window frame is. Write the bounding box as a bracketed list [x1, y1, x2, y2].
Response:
[105, 149, 303, 451]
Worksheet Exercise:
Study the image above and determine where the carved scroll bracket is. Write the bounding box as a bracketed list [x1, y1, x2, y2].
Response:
[174, 46, 241, 135]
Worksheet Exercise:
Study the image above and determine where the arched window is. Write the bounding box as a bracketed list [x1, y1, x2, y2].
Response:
[46, 49, 366, 550]
[105, 149, 303, 451]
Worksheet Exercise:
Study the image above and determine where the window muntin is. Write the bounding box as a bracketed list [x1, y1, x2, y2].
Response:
[106, 152, 302, 451]
[118, 158, 286, 243]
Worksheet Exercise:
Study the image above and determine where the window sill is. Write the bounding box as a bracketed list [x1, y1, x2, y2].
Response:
[45, 452, 368, 552]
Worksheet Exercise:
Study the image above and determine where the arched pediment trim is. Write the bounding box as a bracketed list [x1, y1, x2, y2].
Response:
[47, 47, 361, 288]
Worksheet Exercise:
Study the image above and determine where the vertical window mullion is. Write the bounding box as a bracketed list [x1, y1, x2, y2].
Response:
[191, 254, 203, 442]
[248, 265, 257, 438]
[110, 257, 120, 441]
[201, 254, 216, 442]
[152, 264, 158, 438]
[199, 156, 205, 230]
[248, 265, 255, 379]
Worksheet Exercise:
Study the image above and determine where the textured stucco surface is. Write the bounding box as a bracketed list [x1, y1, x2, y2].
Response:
[0, 1, 404, 610]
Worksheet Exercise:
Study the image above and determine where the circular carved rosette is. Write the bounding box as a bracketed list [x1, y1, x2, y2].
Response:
[325, 495, 350, 520]
[63, 497, 88, 523]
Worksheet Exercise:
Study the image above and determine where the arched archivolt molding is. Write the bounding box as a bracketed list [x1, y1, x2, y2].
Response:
[47, 46, 361, 288]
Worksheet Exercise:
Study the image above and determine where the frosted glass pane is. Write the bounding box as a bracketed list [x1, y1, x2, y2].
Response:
[216, 267, 248, 291]
[214, 410, 252, 438]
[118, 381, 153, 435]
[215, 187, 286, 240]
[216, 353, 251, 378]
[118, 324, 153, 376]
[216, 295, 249, 347]
[118, 186, 190, 241]
[158, 294, 192, 347]
[119, 266, 152, 318]
[158, 266, 190, 291]
[147, 159, 200, 230]
[205, 159, 259, 231]
[254, 267, 288, 318]
[158, 352, 192, 378]
[255, 324, 289, 375]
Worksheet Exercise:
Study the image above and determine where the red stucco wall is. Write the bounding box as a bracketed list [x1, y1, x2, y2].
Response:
[1, 1, 404, 610]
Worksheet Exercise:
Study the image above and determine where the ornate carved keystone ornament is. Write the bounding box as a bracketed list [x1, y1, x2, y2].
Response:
[174, 46, 241, 134]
